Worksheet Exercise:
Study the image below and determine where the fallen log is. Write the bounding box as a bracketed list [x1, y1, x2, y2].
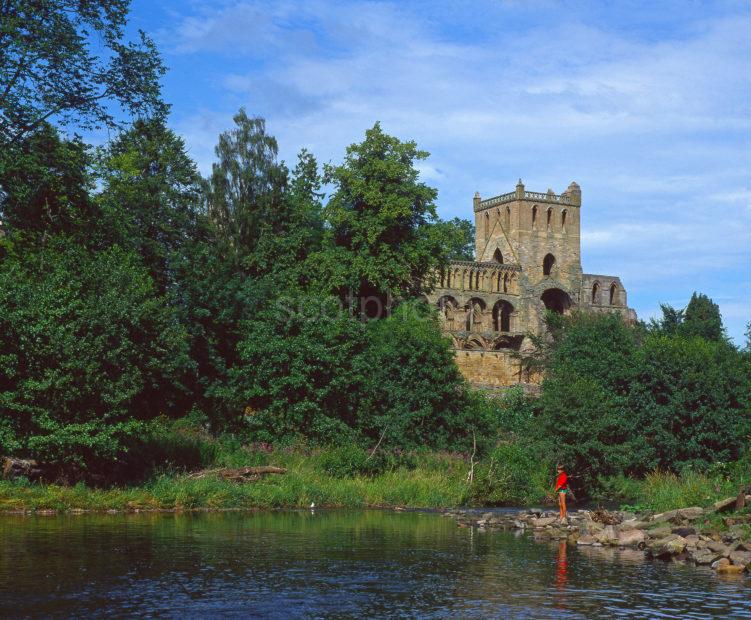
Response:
[186, 466, 287, 482]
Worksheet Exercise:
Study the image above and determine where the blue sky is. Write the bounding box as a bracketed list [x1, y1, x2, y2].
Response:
[127, 0, 751, 343]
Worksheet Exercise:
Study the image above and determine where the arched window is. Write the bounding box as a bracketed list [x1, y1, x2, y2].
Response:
[484, 212, 490, 240]
[591, 282, 600, 305]
[506, 206, 511, 229]
[609, 283, 618, 305]
[503, 272, 509, 293]
[543, 253, 556, 276]
[546, 207, 553, 230]
[561, 209, 567, 231]
[493, 300, 514, 332]
[532, 205, 538, 229]
[493, 248, 503, 264]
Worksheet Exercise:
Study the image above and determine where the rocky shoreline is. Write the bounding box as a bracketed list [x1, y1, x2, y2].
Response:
[441, 497, 751, 577]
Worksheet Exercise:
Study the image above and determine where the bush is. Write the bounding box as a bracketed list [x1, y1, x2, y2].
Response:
[467, 442, 550, 506]
[355, 302, 490, 451]
[0, 240, 190, 476]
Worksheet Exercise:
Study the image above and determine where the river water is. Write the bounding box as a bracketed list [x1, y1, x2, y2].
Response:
[1, 510, 749, 618]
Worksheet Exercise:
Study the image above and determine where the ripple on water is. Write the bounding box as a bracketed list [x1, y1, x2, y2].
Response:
[0, 511, 749, 618]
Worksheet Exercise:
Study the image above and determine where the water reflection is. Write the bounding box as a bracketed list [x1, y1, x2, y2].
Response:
[0, 511, 748, 618]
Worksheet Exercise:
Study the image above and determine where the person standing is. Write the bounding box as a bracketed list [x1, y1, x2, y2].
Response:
[554, 463, 569, 521]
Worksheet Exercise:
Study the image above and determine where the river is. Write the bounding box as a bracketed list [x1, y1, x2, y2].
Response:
[1, 510, 749, 618]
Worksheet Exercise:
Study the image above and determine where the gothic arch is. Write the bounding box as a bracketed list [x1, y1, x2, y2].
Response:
[541, 288, 572, 314]
[591, 281, 601, 305]
[609, 282, 618, 305]
[493, 300, 514, 332]
[493, 248, 503, 264]
[561, 209, 567, 231]
[543, 253, 556, 276]
[546, 207, 553, 230]
[465, 297, 487, 331]
[532, 205, 538, 229]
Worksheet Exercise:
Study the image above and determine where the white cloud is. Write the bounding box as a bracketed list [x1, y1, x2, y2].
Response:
[158, 0, 751, 341]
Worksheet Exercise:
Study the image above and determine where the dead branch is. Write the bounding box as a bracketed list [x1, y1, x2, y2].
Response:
[187, 466, 286, 482]
[466, 430, 477, 484]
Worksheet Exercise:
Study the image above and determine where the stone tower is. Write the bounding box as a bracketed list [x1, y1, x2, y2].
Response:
[426, 180, 633, 389]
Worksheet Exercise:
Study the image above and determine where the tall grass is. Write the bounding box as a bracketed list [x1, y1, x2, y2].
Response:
[0, 436, 473, 512]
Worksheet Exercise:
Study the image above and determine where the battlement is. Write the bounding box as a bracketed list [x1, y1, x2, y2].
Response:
[474, 180, 581, 211]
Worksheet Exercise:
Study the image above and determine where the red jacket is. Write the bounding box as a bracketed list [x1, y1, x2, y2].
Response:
[555, 472, 568, 492]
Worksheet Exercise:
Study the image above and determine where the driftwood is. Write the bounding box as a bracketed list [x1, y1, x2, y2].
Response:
[187, 466, 287, 482]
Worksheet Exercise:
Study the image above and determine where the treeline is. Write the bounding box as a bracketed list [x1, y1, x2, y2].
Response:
[0, 3, 481, 479]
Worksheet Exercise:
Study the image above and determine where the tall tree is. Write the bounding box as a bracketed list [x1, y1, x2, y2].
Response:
[0, 0, 167, 143]
[0, 122, 98, 242]
[315, 122, 444, 314]
[204, 108, 287, 269]
[96, 118, 203, 293]
[681, 292, 725, 342]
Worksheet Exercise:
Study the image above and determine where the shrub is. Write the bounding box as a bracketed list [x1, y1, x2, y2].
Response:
[0, 240, 190, 476]
[467, 442, 550, 506]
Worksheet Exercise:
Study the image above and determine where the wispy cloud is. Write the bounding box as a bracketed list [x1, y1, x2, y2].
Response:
[150, 0, 751, 342]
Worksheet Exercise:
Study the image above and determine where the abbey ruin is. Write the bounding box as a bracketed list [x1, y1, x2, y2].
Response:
[426, 179, 635, 388]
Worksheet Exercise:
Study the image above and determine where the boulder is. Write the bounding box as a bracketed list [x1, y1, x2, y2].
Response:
[646, 526, 672, 539]
[650, 509, 679, 524]
[717, 563, 747, 575]
[619, 520, 648, 531]
[689, 549, 720, 565]
[712, 557, 730, 570]
[683, 535, 700, 546]
[649, 535, 686, 559]
[706, 540, 729, 554]
[677, 507, 704, 521]
[577, 535, 597, 546]
[617, 529, 646, 547]
[729, 550, 751, 568]
[2, 457, 43, 481]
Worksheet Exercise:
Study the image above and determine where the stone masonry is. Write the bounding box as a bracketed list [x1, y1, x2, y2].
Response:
[426, 180, 635, 389]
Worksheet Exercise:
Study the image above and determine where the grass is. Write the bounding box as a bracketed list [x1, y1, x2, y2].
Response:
[0, 443, 472, 513]
[599, 453, 751, 514]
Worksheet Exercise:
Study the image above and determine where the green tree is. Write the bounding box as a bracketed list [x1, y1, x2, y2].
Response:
[0, 122, 98, 242]
[535, 313, 641, 489]
[355, 302, 485, 450]
[681, 292, 725, 342]
[95, 118, 203, 293]
[648, 303, 684, 336]
[204, 108, 287, 269]
[314, 122, 444, 314]
[224, 295, 367, 443]
[629, 334, 749, 472]
[0, 239, 190, 474]
[438, 217, 475, 261]
[0, 0, 167, 143]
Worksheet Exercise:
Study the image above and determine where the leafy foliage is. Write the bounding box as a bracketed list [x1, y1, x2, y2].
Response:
[534, 308, 751, 490]
[314, 122, 445, 311]
[0, 123, 98, 242]
[0, 240, 190, 473]
[0, 0, 167, 143]
[95, 118, 203, 293]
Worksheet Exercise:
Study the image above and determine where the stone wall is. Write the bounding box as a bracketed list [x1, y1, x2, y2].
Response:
[426, 180, 633, 390]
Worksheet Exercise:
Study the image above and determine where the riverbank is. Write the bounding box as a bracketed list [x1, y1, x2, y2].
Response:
[0, 449, 472, 513]
[442, 499, 751, 575]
